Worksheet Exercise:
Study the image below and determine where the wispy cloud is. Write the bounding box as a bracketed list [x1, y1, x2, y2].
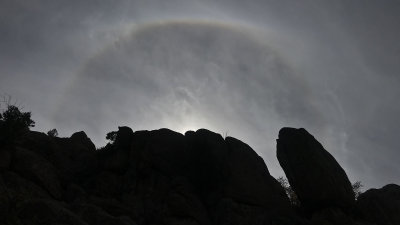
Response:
[1, 0, 399, 189]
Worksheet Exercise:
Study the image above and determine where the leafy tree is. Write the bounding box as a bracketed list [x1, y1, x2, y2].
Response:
[1, 105, 35, 129]
[47, 128, 58, 137]
[0, 104, 35, 145]
[277, 176, 300, 206]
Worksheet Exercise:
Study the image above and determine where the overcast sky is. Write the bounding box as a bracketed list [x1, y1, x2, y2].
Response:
[1, 0, 399, 189]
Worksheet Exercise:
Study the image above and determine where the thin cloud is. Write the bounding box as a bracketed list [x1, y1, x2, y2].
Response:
[0, 0, 399, 189]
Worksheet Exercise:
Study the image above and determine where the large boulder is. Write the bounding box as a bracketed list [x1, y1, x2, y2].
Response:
[17, 199, 87, 225]
[185, 130, 293, 223]
[87, 196, 133, 219]
[122, 129, 211, 225]
[129, 128, 187, 175]
[184, 129, 229, 199]
[12, 147, 63, 199]
[70, 131, 96, 151]
[21, 131, 57, 157]
[214, 198, 270, 225]
[0, 148, 11, 170]
[224, 137, 289, 209]
[354, 184, 400, 225]
[1, 172, 51, 210]
[114, 126, 134, 149]
[149, 177, 211, 225]
[0, 174, 10, 222]
[97, 126, 134, 172]
[53, 134, 98, 184]
[119, 128, 293, 224]
[71, 203, 136, 225]
[1, 172, 55, 224]
[310, 207, 356, 225]
[84, 171, 122, 198]
[277, 127, 355, 212]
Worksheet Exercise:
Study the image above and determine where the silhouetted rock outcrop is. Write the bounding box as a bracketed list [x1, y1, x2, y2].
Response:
[17, 199, 87, 225]
[70, 131, 97, 151]
[224, 136, 289, 208]
[0, 125, 397, 225]
[277, 128, 355, 212]
[99, 126, 134, 172]
[354, 184, 400, 225]
[0, 148, 11, 170]
[12, 147, 62, 199]
[0, 127, 298, 224]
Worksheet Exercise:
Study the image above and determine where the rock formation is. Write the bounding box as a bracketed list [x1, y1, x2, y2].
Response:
[277, 127, 355, 212]
[0, 127, 296, 225]
[0, 125, 398, 225]
[354, 184, 400, 225]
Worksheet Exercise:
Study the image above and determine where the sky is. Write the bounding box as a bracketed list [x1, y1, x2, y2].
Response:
[1, 0, 399, 190]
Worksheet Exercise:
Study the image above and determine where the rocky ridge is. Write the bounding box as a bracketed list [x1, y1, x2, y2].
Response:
[0, 126, 398, 225]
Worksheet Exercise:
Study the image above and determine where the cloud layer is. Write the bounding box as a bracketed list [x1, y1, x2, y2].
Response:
[1, 0, 399, 189]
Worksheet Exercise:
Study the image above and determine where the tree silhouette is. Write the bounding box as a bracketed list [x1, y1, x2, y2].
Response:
[47, 128, 58, 137]
[106, 131, 117, 143]
[0, 104, 35, 146]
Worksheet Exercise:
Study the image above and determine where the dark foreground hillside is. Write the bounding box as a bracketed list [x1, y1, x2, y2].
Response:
[0, 126, 399, 225]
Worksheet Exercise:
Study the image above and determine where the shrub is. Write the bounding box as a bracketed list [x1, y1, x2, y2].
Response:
[277, 176, 364, 204]
[277, 176, 300, 206]
[47, 129, 58, 137]
[106, 131, 117, 143]
[352, 181, 363, 200]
